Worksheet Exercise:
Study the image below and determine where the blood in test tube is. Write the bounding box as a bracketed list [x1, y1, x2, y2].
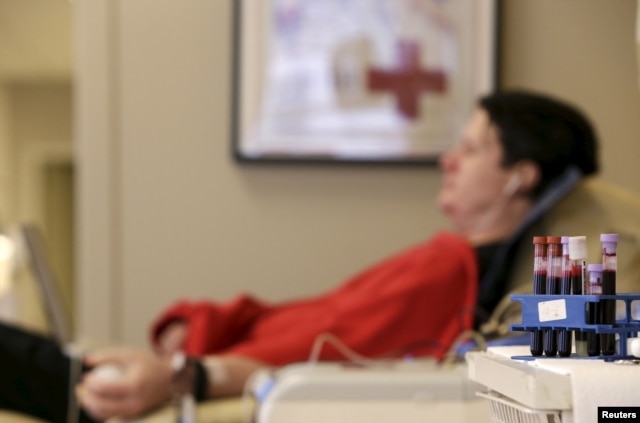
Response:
[600, 233, 619, 356]
[544, 236, 562, 357]
[530, 236, 547, 357]
[587, 263, 603, 357]
[558, 236, 572, 357]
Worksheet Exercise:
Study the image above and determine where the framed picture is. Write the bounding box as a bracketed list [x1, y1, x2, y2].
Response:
[232, 0, 500, 164]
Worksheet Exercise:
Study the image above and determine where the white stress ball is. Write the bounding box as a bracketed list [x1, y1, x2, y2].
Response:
[91, 363, 125, 382]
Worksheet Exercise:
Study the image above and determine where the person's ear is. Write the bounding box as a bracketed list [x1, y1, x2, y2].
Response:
[513, 160, 540, 194]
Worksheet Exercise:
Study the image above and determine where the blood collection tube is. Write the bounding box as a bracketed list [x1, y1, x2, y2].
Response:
[530, 236, 547, 357]
[557, 236, 572, 357]
[587, 263, 603, 357]
[544, 236, 562, 357]
[568, 236, 588, 356]
[600, 233, 619, 356]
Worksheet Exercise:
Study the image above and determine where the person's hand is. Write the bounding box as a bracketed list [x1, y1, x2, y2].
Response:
[154, 321, 189, 357]
[76, 347, 173, 421]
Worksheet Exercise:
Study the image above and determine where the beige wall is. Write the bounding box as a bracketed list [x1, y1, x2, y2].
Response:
[74, 0, 640, 347]
[0, 81, 73, 332]
[0, 0, 74, 334]
[500, 0, 640, 192]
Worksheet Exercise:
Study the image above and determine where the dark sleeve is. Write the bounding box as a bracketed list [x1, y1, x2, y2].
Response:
[0, 321, 98, 423]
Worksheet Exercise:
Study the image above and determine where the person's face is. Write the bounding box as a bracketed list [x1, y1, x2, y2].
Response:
[437, 108, 515, 233]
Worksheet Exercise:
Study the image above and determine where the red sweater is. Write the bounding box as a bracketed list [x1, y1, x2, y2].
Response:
[150, 232, 478, 365]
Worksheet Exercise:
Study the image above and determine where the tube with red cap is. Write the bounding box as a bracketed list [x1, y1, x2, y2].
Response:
[530, 236, 547, 356]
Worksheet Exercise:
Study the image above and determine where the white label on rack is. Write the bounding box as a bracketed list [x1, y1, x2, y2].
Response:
[538, 299, 567, 322]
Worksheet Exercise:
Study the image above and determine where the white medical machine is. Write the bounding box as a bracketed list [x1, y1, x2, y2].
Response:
[466, 292, 640, 423]
[250, 358, 492, 423]
[468, 345, 640, 423]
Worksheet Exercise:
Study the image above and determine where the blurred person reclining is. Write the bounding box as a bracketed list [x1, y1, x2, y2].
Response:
[2, 89, 640, 423]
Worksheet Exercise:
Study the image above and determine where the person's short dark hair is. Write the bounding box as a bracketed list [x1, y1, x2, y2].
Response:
[479, 90, 600, 197]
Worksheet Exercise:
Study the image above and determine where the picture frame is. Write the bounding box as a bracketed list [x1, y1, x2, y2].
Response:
[231, 0, 500, 164]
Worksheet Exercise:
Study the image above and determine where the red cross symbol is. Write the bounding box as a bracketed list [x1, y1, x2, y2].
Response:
[367, 40, 447, 120]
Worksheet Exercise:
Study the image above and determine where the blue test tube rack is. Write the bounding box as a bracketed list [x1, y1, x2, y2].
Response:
[509, 293, 640, 361]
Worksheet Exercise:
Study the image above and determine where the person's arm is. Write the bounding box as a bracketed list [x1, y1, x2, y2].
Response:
[153, 321, 268, 397]
[201, 354, 269, 399]
[76, 346, 269, 421]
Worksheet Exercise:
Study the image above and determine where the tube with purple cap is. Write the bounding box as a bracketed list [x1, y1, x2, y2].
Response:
[600, 233, 619, 356]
